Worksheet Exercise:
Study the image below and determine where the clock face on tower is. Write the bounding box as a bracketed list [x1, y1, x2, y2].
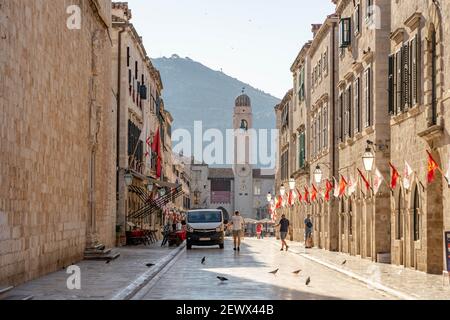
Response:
[238, 165, 251, 177]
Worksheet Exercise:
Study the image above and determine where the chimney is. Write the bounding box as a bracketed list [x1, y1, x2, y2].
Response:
[311, 24, 322, 38]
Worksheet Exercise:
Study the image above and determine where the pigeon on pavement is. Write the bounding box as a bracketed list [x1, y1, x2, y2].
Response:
[292, 269, 302, 275]
[269, 269, 279, 275]
[201, 257, 206, 264]
[146, 263, 155, 268]
[342, 260, 347, 265]
[305, 277, 311, 286]
[217, 276, 228, 282]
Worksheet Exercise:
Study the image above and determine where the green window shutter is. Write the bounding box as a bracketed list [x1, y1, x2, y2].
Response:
[388, 54, 395, 115]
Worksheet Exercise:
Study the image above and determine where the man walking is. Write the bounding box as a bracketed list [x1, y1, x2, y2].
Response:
[304, 214, 313, 248]
[275, 214, 290, 251]
[229, 211, 245, 251]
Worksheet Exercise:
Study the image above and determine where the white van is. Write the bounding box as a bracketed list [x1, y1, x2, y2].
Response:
[186, 209, 227, 250]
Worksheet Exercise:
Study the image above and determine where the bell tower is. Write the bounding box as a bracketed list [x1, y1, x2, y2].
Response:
[233, 89, 254, 218]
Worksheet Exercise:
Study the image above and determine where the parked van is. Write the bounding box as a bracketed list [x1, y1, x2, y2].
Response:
[186, 209, 227, 250]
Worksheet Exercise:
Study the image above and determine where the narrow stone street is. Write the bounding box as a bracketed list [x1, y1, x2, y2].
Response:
[137, 238, 395, 300]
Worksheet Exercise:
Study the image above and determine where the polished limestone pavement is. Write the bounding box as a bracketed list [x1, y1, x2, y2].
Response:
[140, 237, 395, 300]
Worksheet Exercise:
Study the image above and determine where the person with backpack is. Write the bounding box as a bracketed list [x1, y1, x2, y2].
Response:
[304, 214, 313, 248]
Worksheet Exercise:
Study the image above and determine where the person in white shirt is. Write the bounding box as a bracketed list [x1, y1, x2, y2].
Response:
[229, 211, 245, 251]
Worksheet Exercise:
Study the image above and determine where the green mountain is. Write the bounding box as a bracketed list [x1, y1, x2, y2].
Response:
[152, 54, 280, 134]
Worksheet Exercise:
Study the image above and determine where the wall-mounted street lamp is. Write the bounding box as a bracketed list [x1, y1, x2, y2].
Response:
[124, 171, 133, 187]
[279, 184, 286, 197]
[288, 178, 296, 191]
[266, 192, 272, 203]
[362, 145, 375, 172]
[313, 165, 323, 185]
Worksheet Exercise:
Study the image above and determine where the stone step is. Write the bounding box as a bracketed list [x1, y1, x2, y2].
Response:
[0, 295, 34, 301]
[84, 249, 120, 261]
[0, 286, 13, 295]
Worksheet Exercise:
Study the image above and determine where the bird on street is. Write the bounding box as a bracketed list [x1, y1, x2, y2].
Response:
[342, 260, 347, 265]
[292, 269, 302, 275]
[146, 263, 155, 268]
[201, 257, 206, 265]
[269, 269, 279, 275]
[217, 276, 228, 282]
[305, 277, 311, 286]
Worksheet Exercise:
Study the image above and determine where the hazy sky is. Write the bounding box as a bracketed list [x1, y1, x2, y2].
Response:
[126, 0, 335, 98]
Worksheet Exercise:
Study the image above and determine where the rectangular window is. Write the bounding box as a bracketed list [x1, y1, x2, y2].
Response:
[127, 47, 130, 67]
[323, 107, 328, 149]
[318, 114, 322, 151]
[354, 5, 360, 35]
[135, 61, 138, 80]
[346, 85, 352, 137]
[388, 55, 395, 115]
[254, 182, 261, 196]
[364, 68, 372, 127]
[412, 33, 420, 106]
[339, 18, 351, 48]
[338, 93, 344, 142]
[395, 50, 402, 114]
[403, 43, 411, 110]
[366, 0, 373, 19]
[298, 131, 306, 169]
[354, 78, 361, 133]
[323, 48, 328, 75]
[299, 67, 305, 101]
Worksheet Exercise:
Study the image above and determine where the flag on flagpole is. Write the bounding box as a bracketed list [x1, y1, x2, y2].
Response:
[311, 184, 318, 202]
[325, 180, 333, 202]
[403, 161, 413, 190]
[389, 162, 400, 190]
[339, 175, 348, 197]
[445, 153, 450, 186]
[347, 175, 357, 196]
[296, 188, 303, 204]
[275, 195, 283, 209]
[288, 190, 294, 207]
[373, 168, 384, 194]
[304, 186, 310, 204]
[427, 150, 439, 184]
[333, 177, 340, 198]
[357, 168, 371, 191]
[151, 127, 163, 178]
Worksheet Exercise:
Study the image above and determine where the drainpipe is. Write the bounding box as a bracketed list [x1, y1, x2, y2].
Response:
[116, 23, 127, 240]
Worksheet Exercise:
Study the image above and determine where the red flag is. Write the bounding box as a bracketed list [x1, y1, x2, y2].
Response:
[311, 184, 318, 202]
[325, 180, 333, 201]
[275, 195, 283, 209]
[288, 190, 294, 207]
[427, 151, 439, 184]
[389, 162, 400, 190]
[339, 175, 348, 197]
[296, 188, 303, 203]
[357, 168, 371, 191]
[304, 186, 310, 204]
[152, 128, 163, 178]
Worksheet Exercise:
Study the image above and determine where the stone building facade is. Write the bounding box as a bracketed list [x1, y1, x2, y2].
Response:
[308, 16, 340, 252]
[388, 0, 450, 274]
[334, 0, 392, 260]
[0, 0, 115, 285]
[112, 2, 177, 244]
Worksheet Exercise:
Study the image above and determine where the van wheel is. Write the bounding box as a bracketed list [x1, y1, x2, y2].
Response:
[219, 244, 224, 249]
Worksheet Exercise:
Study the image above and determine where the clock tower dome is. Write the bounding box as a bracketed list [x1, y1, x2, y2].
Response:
[233, 90, 254, 218]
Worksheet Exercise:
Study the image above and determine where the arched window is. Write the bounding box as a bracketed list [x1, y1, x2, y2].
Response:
[396, 192, 403, 240]
[413, 186, 420, 241]
[430, 25, 437, 125]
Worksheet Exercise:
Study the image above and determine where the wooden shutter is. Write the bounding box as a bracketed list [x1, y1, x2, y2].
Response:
[365, 68, 372, 126]
[396, 50, 402, 114]
[354, 78, 360, 133]
[412, 33, 419, 105]
[347, 86, 352, 137]
[388, 54, 395, 115]
[403, 43, 410, 110]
